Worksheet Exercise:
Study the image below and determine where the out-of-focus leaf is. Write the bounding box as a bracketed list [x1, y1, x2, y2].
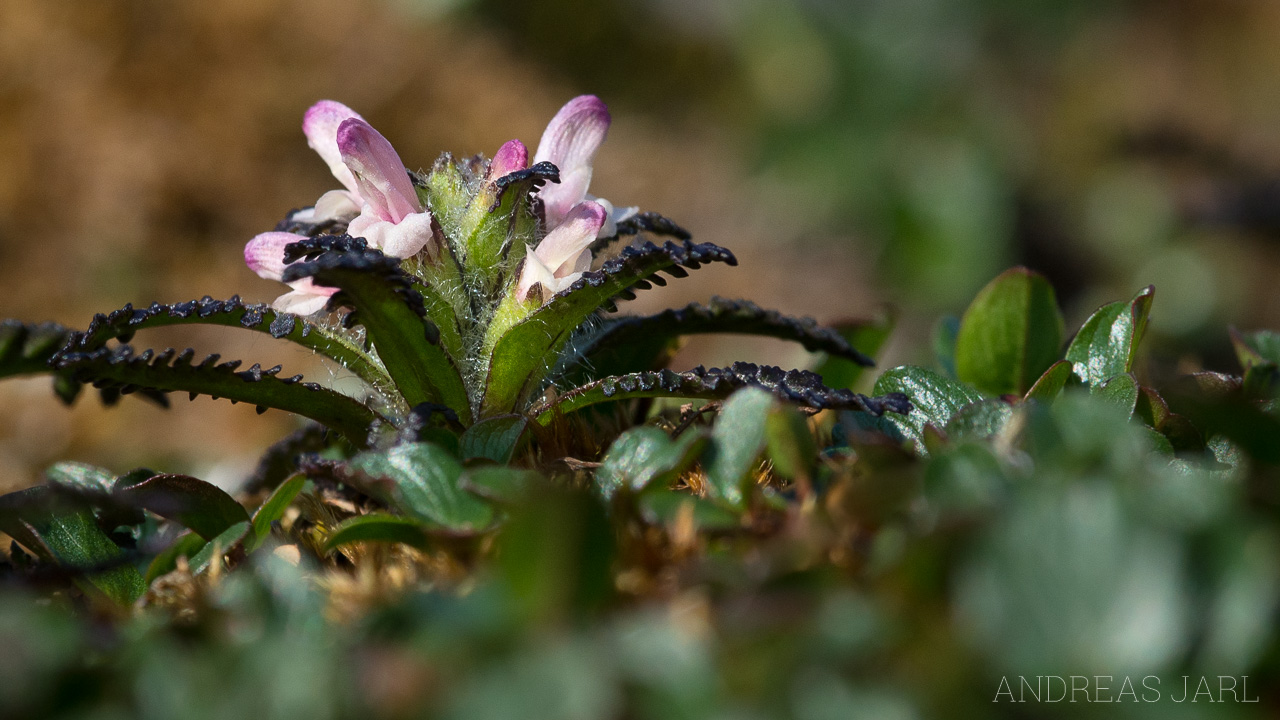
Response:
[187, 521, 250, 575]
[1093, 374, 1140, 416]
[0, 487, 144, 605]
[113, 473, 249, 542]
[813, 307, 896, 390]
[703, 388, 775, 506]
[872, 366, 984, 452]
[245, 475, 305, 553]
[597, 427, 707, 499]
[459, 415, 528, 463]
[323, 513, 433, 552]
[43, 462, 114, 496]
[955, 268, 1064, 395]
[944, 400, 1014, 442]
[637, 490, 742, 531]
[349, 443, 494, 532]
[1024, 360, 1073, 403]
[459, 466, 543, 504]
[144, 532, 206, 584]
[1065, 286, 1154, 385]
[1230, 327, 1280, 368]
[933, 315, 960, 379]
[765, 405, 817, 480]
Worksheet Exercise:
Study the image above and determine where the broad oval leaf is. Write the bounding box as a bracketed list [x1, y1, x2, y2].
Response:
[459, 415, 528, 463]
[1024, 360, 1073, 403]
[349, 443, 495, 532]
[944, 399, 1015, 442]
[323, 513, 434, 552]
[955, 267, 1064, 395]
[873, 366, 985, 452]
[704, 388, 776, 507]
[459, 466, 544, 504]
[113, 473, 250, 542]
[596, 427, 707, 499]
[1065, 286, 1154, 385]
[1093, 373, 1140, 417]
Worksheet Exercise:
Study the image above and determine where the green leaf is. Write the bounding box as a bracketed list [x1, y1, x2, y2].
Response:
[932, 315, 960, 379]
[955, 267, 1065, 395]
[0, 321, 75, 379]
[574, 297, 876, 387]
[704, 388, 775, 507]
[53, 345, 382, 447]
[872, 366, 985, 452]
[187, 521, 250, 575]
[813, 306, 896, 391]
[480, 240, 737, 416]
[349, 443, 494, 532]
[44, 462, 114, 496]
[144, 532, 206, 584]
[596, 427, 708, 499]
[1024, 360, 1073, 403]
[459, 466, 543, 504]
[113, 473, 249, 542]
[323, 513, 434, 552]
[1230, 327, 1280, 368]
[1093, 373, 1140, 416]
[245, 475, 306, 553]
[1065, 286, 1154, 386]
[532, 364, 908, 426]
[0, 487, 145, 605]
[636, 490, 742, 531]
[943, 399, 1014, 442]
[459, 415, 528, 463]
[68, 297, 393, 397]
[284, 249, 472, 423]
[765, 405, 818, 480]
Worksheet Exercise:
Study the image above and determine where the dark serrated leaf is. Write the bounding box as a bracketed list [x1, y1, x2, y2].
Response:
[533, 362, 910, 425]
[53, 345, 381, 445]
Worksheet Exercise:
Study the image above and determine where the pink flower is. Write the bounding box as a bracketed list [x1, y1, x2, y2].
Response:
[337, 117, 434, 260]
[533, 95, 637, 237]
[247, 102, 436, 314]
[243, 232, 337, 315]
[516, 201, 607, 303]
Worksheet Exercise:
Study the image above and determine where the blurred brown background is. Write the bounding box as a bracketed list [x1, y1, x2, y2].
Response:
[5, 0, 1280, 491]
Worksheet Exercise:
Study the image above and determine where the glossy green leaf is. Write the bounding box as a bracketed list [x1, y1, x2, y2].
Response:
[459, 466, 543, 504]
[1093, 373, 1140, 416]
[43, 462, 114, 496]
[459, 415, 528, 463]
[1065, 286, 1154, 385]
[349, 443, 494, 532]
[637, 490, 742, 531]
[704, 388, 775, 507]
[144, 532, 206, 584]
[1024, 360, 1073, 403]
[323, 513, 434, 552]
[944, 399, 1014, 442]
[955, 268, 1064, 395]
[596, 427, 708, 499]
[0, 487, 144, 605]
[873, 366, 985, 452]
[245, 475, 305, 553]
[187, 521, 250, 575]
[113, 473, 249, 542]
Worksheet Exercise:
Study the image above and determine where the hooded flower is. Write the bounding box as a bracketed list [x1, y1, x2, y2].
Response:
[244, 232, 337, 315]
[533, 95, 637, 238]
[516, 200, 607, 304]
[246, 101, 435, 314]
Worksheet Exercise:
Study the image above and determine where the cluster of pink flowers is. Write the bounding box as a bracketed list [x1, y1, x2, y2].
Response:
[245, 95, 634, 313]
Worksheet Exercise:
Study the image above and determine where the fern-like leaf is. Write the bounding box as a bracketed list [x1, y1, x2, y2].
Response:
[64, 296, 392, 396]
[482, 240, 738, 416]
[53, 345, 383, 446]
[283, 247, 472, 423]
[530, 361, 911, 425]
[562, 297, 875, 382]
